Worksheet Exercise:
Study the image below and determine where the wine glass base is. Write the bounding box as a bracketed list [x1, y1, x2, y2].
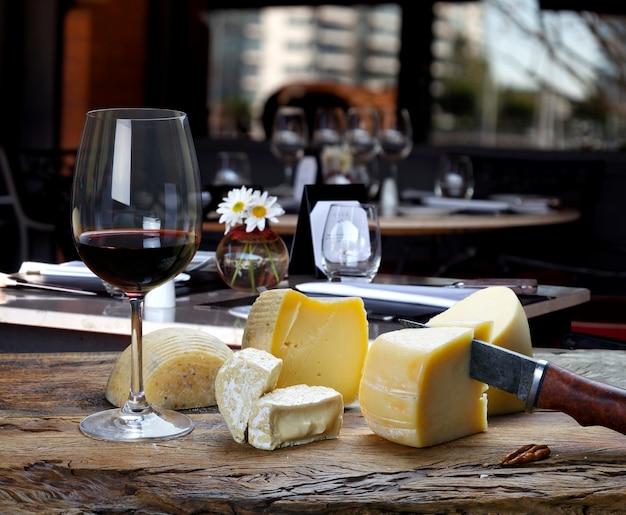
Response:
[327, 274, 376, 283]
[79, 407, 195, 441]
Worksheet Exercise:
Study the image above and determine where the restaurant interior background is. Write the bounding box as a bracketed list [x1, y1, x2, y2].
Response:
[1, 0, 625, 333]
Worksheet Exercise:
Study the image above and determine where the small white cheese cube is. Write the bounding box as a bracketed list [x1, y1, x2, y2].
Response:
[215, 348, 283, 443]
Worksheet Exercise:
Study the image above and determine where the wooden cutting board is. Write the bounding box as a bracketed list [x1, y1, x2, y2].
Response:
[2, 350, 626, 513]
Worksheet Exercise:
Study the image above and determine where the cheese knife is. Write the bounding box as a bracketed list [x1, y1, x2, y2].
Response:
[399, 318, 626, 435]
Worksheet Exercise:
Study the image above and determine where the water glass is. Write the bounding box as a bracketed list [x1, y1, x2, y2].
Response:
[321, 203, 381, 282]
[434, 154, 475, 199]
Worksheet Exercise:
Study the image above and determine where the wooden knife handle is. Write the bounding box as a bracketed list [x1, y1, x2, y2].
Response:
[537, 363, 626, 435]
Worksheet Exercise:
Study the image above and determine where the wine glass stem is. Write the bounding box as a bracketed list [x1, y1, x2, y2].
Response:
[283, 165, 293, 185]
[389, 164, 399, 181]
[123, 296, 151, 415]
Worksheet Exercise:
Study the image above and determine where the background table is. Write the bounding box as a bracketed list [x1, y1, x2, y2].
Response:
[2, 349, 626, 513]
[0, 275, 590, 351]
[204, 208, 580, 236]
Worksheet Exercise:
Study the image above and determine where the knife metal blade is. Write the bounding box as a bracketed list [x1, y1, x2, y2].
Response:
[398, 318, 626, 435]
[468, 338, 547, 409]
[0, 272, 98, 296]
[448, 277, 538, 295]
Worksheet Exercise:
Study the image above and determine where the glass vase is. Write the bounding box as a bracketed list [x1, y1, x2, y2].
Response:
[215, 225, 289, 293]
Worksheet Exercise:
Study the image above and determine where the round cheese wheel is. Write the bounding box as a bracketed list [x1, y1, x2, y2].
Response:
[106, 327, 234, 410]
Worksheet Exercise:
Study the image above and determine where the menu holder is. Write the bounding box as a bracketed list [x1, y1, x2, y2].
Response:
[288, 183, 367, 277]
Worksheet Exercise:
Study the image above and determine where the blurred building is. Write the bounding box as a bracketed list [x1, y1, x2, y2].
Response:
[205, 5, 402, 139]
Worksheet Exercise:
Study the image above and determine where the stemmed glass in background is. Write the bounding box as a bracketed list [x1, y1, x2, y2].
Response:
[71, 108, 202, 441]
[378, 108, 413, 216]
[344, 107, 380, 189]
[434, 154, 475, 199]
[379, 108, 413, 181]
[270, 106, 309, 197]
[311, 106, 345, 151]
[213, 151, 251, 186]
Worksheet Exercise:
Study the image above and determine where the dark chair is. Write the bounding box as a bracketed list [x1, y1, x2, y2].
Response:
[0, 146, 56, 266]
[18, 148, 78, 262]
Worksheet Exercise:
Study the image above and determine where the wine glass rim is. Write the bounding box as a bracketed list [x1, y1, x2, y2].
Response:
[86, 107, 187, 121]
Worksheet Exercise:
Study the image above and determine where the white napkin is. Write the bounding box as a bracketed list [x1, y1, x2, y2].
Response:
[295, 281, 479, 308]
[19, 261, 190, 282]
[20, 261, 96, 277]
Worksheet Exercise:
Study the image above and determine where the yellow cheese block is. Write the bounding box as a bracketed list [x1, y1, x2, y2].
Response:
[359, 326, 487, 448]
[427, 286, 533, 416]
[247, 384, 344, 450]
[106, 327, 233, 410]
[241, 288, 368, 405]
[215, 347, 283, 443]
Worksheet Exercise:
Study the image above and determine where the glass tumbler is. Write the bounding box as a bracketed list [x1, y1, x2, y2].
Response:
[321, 203, 382, 282]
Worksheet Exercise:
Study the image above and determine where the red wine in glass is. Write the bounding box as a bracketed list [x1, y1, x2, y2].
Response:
[77, 229, 198, 295]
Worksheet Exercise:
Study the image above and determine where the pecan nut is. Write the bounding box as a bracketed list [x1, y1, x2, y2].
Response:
[499, 444, 551, 466]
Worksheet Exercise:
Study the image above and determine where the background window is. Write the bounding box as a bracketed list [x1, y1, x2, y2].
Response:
[204, 4, 402, 140]
[431, 0, 626, 150]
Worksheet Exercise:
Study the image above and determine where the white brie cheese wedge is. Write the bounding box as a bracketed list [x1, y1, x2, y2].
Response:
[247, 384, 343, 450]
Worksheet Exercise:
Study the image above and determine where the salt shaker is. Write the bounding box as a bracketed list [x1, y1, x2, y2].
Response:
[379, 176, 398, 217]
[145, 279, 176, 309]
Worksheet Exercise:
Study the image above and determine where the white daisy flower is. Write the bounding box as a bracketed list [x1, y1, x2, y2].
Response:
[216, 186, 254, 233]
[244, 190, 285, 232]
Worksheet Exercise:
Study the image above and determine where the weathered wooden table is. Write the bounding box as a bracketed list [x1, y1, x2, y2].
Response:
[2, 349, 626, 513]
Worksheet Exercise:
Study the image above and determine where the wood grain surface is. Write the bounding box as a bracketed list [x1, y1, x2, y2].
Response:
[2, 350, 626, 514]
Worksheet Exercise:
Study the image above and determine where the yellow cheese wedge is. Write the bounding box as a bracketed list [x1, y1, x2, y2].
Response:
[106, 327, 234, 410]
[215, 347, 283, 443]
[359, 326, 487, 448]
[241, 288, 368, 404]
[427, 286, 533, 416]
[247, 384, 344, 450]
[424, 319, 493, 342]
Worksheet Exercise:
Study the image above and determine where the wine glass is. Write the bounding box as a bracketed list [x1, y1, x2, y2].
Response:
[344, 107, 380, 188]
[311, 106, 345, 151]
[213, 151, 251, 186]
[71, 108, 202, 441]
[434, 154, 475, 199]
[269, 106, 308, 197]
[379, 108, 413, 181]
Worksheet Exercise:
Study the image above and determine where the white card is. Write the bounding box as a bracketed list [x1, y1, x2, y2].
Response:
[292, 156, 317, 204]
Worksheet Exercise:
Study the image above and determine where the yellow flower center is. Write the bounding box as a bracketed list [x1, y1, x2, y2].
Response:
[233, 201, 245, 213]
[252, 204, 267, 218]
